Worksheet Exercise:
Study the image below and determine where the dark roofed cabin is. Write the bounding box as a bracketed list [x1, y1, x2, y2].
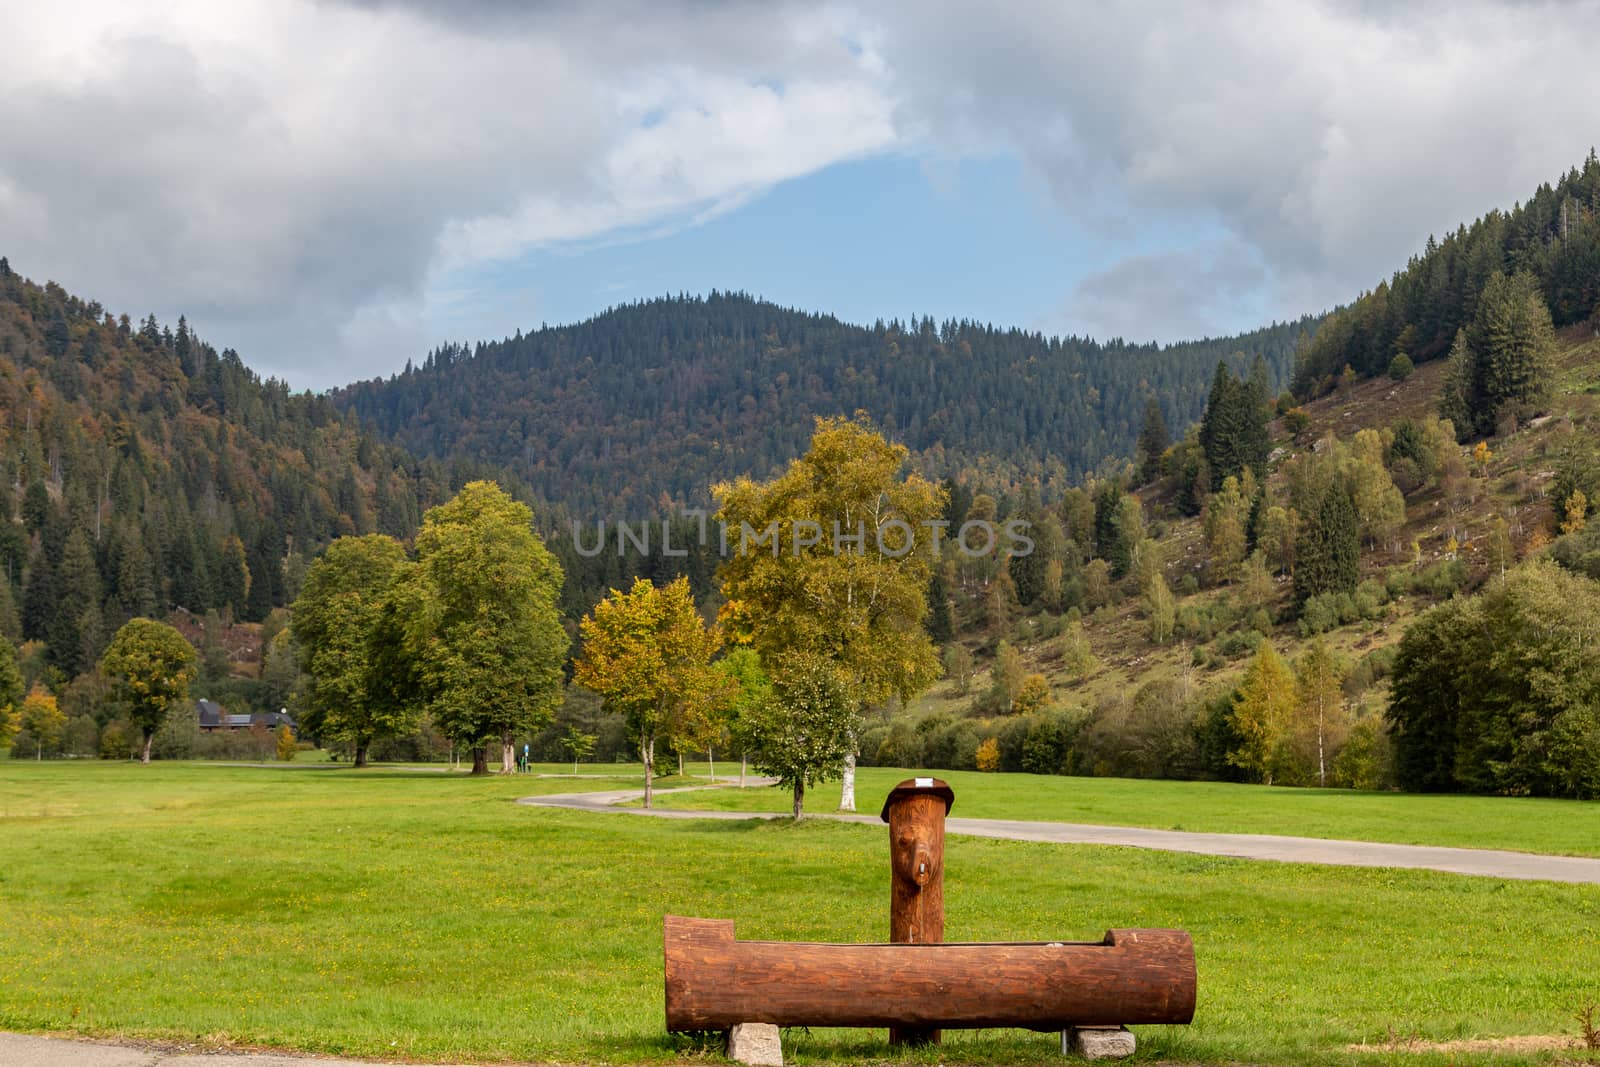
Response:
[195, 699, 296, 732]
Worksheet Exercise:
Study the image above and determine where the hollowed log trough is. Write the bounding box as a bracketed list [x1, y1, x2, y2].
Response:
[663, 915, 1196, 1033]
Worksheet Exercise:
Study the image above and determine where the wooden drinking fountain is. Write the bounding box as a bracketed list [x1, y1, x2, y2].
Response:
[663, 778, 1195, 1062]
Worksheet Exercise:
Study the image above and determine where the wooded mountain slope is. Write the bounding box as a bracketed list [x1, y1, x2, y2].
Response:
[1294, 150, 1600, 394]
[0, 261, 508, 679]
[332, 294, 1318, 516]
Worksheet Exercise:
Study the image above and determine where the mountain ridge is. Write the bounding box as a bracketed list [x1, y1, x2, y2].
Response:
[332, 290, 1318, 517]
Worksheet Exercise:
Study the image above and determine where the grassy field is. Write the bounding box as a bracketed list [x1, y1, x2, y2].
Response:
[0, 762, 1597, 1066]
[650, 765, 1600, 858]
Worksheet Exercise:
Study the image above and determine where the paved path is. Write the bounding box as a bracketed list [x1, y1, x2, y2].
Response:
[0, 1032, 464, 1067]
[521, 786, 1600, 884]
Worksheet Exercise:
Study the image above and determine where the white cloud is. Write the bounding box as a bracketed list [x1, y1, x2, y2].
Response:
[873, 0, 1600, 337]
[3, 0, 1597, 384]
[0, 0, 895, 386]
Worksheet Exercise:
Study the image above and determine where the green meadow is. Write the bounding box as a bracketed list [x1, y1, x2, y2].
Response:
[0, 761, 1596, 1066]
[653, 765, 1600, 858]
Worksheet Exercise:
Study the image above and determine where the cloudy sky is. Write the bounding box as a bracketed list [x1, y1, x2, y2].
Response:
[2, 1, 1596, 390]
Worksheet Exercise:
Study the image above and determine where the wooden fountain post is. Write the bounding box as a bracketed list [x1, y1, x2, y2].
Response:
[881, 776, 955, 1047]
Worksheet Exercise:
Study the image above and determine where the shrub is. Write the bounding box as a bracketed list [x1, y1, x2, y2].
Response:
[98, 720, 133, 760]
[1245, 607, 1274, 637]
[1214, 628, 1262, 659]
[1298, 591, 1357, 635]
[1330, 716, 1393, 790]
[1343, 645, 1398, 698]
[1020, 707, 1085, 776]
[1387, 353, 1414, 381]
[1354, 578, 1390, 619]
[1384, 566, 1417, 598]
[1417, 559, 1468, 598]
[1284, 407, 1311, 434]
[874, 719, 923, 768]
[975, 736, 1000, 772]
[275, 724, 297, 761]
[923, 718, 981, 772]
[996, 715, 1035, 773]
[62, 715, 100, 757]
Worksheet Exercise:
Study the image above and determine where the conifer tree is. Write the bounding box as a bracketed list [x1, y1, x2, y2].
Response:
[52, 529, 102, 675]
[1199, 360, 1271, 489]
[1135, 397, 1170, 485]
[924, 572, 954, 644]
[1294, 483, 1360, 608]
[0, 580, 20, 643]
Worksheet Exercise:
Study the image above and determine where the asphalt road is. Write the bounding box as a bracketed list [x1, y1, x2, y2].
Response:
[520, 785, 1600, 884]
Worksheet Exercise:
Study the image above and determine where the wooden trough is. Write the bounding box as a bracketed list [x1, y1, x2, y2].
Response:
[663, 915, 1197, 1033]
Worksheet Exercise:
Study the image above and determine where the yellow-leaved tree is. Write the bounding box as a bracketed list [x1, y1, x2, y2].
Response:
[575, 576, 727, 809]
[714, 415, 944, 812]
[1228, 642, 1298, 786]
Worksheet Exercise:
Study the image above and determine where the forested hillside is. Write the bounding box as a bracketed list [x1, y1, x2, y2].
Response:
[1293, 150, 1600, 396]
[333, 293, 1318, 516]
[0, 260, 508, 682]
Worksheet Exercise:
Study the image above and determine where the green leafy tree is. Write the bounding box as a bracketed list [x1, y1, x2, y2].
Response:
[559, 726, 597, 776]
[714, 414, 944, 812]
[738, 653, 858, 818]
[1294, 638, 1346, 787]
[291, 534, 411, 768]
[1059, 617, 1099, 679]
[942, 644, 974, 695]
[1388, 559, 1600, 797]
[715, 646, 773, 786]
[1348, 430, 1406, 551]
[1203, 474, 1251, 583]
[0, 640, 23, 749]
[986, 639, 1025, 713]
[1228, 643, 1297, 785]
[394, 482, 568, 775]
[99, 618, 198, 764]
[575, 577, 726, 807]
[1145, 573, 1176, 645]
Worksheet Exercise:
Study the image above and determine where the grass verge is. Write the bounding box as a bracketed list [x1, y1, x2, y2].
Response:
[0, 762, 1596, 1065]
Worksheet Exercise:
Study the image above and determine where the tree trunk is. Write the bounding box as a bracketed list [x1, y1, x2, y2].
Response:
[707, 746, 715, 784]
[471, 746, 488, 775]
[643, 736, 655, 810]
[353, 743, 369, 769]
[1316, 700, 1326, 788]
[678, 750, 684, 777]
[839, 751, 857, 812]
[739, 753, 747, 787]
[792, 778, 805, 819]
[141, 731, 153, 765]
[501, 730, 515, 775]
